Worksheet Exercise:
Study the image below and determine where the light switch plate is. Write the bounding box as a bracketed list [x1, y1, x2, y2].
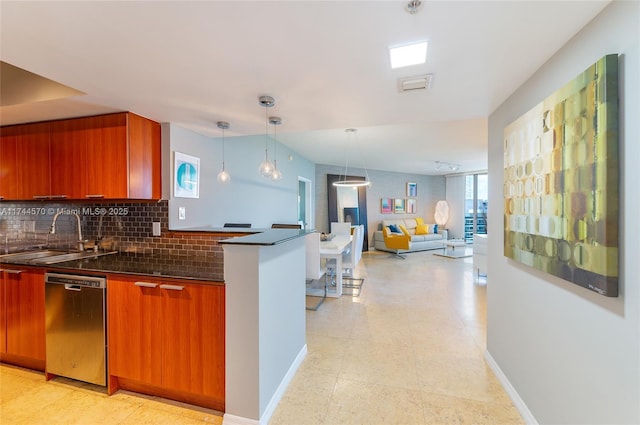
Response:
[152, 222, 161, 236]
[179, 207, 186, 220]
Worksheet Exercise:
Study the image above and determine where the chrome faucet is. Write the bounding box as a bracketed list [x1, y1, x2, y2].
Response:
[50, 211, 85, 251]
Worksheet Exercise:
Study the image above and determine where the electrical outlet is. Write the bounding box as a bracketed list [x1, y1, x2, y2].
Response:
[152, 222, 161, 236]
[178, 207, 186, 220]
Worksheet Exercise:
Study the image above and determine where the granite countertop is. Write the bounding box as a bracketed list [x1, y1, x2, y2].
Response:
[1, 252, 223, 282]
[218, 228, 313, 245]
[172, 226, 314, 246]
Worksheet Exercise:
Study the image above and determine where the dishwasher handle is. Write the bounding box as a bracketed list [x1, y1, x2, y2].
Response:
[64, 284, 82, 291]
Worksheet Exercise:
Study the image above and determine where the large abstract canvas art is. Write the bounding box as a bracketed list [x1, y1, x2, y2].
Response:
[503, 54, 619, 297]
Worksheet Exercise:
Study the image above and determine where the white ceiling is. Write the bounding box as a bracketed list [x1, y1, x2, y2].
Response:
[0, 1, 608, 175]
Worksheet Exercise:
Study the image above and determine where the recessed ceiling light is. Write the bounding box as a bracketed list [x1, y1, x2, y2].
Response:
[389, 41, 428, 69]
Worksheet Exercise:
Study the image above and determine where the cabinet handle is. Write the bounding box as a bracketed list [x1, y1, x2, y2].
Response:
[85, 194, 105, 198]
[159, 284, 184, 291]
[33, 195, 50, 199]
[64, 284, 82, 292]
[135, 282, 158, 288]
[0, 196, 4, 200]
[50, 195, 68, 199]
[4, 269, 23, 275]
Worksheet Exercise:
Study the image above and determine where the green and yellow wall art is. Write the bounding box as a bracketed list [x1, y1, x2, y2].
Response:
[503, 54, 619, 297]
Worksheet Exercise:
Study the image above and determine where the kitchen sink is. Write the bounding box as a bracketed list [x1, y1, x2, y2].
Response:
[0, 249, 118, 265]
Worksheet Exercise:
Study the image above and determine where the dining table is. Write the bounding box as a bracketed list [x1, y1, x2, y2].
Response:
[319, 234, 352, 297]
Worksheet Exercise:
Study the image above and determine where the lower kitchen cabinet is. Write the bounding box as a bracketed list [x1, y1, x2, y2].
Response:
[0, 266, 46, 370]
[107, 275, 225, 410]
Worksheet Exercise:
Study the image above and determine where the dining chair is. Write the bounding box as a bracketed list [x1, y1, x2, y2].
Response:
[305, 232, 327, 310]
[330, 222, 352, 236]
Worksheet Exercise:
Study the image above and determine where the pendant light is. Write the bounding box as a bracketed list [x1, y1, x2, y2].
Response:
[269, 116, 283, 181]
[258, 95, 275, 177]
[333, 128, 371, 187]
[216, 121, 231, 183]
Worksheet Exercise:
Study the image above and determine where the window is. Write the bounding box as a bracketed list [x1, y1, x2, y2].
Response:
[464, 174, 488, 242]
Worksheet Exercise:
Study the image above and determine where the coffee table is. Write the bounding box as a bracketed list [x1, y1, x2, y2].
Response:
[435, 239, 471, 259]
[444, 240, 466, 251]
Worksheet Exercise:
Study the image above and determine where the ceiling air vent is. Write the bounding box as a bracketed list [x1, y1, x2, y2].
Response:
[398, 74, 432, 93]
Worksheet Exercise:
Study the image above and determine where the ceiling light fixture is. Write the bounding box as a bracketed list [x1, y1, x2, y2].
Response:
[435, 160, 460, 172]
[389, 41, 428, 69]
[406, 0, 422, 15]
[216, 121, 231, 183]
[269, 116, 283, 181]
[333, 128, 371, 188]
[258, 95, 275, 178]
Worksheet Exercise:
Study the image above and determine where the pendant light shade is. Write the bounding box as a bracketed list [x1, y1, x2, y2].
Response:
[258, 95, 275, 178]
[333, 128, 371, 187]
[269, 116, 283, 181]
[216, 121, 231, 183]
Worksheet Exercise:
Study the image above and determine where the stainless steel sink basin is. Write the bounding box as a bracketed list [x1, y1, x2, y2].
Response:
[0, 249, 118, 265]
[31, 250, 117, 264]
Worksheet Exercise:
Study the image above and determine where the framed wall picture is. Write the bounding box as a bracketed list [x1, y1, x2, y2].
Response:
[174, 152, 200, 198]
[394, 198, 405, 214]
[381, 198, 393, 214]
[406, 199, 417, 214]
[503, 54, 619, 297]
[407, 182, 417, 197]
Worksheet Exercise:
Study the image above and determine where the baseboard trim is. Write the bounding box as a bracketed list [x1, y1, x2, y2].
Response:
[484, 350, 538, 425]
[223, 344, 308, 425]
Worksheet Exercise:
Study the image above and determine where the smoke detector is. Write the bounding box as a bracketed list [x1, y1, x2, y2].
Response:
[398, 74, 433, 92]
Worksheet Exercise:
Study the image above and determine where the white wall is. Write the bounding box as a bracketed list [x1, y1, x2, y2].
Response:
[487, 2, 639, 424]
[164, 124, 315, 229]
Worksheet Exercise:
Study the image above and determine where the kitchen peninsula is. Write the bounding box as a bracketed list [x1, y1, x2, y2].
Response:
[1, 214, 310, 424]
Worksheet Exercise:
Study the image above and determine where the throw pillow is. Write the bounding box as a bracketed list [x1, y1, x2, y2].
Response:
[415, 224, 428, 235]
[434, 224, 439, 233]
[415, 217, 424, 226]
[387, 224, 401, 234]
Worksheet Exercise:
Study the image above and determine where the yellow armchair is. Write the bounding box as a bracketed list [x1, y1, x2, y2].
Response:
[383, 225, 411, 259]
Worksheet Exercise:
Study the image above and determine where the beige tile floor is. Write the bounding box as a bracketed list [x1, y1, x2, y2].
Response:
[1, 248, 522, 425]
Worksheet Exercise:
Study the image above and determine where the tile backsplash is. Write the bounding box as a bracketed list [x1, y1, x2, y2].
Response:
[0, 200, 226, 275]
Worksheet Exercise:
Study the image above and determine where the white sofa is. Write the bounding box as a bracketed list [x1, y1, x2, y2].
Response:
[373, 218, 447, 253]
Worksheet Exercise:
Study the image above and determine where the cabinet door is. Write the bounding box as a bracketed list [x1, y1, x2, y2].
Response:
[161, 283, 225, 400]
[49, 119, 87, 199]
[86, 114, 128, 199]
[0, 269, 7, 354]
[0, 127, 18, 200]
[107, 277, 162, 386]
[128, 113, 161, 200]
[4, 268, 45, 361]
[15, 122, 50, 199]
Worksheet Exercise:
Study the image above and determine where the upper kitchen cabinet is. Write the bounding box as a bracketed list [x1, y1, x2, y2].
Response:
[0, 122, 51, 200]
[0, 125, 19, 200]
[1, 112, 161, 201]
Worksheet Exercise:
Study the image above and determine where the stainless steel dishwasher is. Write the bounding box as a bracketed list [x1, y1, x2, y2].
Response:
[45, 272, 107, 386]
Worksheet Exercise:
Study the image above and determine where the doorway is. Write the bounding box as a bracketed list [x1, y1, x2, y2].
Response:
[298, 176, 313, 230]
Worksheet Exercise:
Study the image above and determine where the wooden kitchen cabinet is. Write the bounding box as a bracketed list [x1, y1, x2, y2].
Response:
[107, 277, 163, 387]
[0, 126, 19, 200]
[50, 118, 88, 199]
[0, 112, 160, 200]
[107, 275, 225, 410]
[0, 266, 46, 371]
[15, 123, 51, 200]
